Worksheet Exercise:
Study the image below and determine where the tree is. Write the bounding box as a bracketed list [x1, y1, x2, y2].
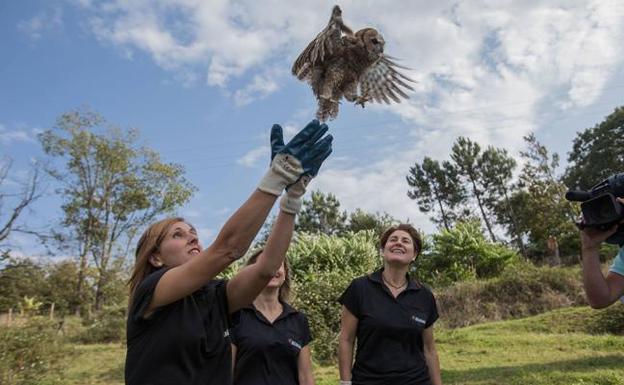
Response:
[564, 106, 624, 190]
[479, 146, 523, 252]
[297, 190, 347, 235]
[45, 260, 82, 316]
[347, 209, 396, 237]
[0, 158, 43, 252]
[0, 258, 47, 313]
[510, 134, 579, 261]
[451, 137, 497, 241]
[407, 157, 465, 230]
[39, 109, 195, 311]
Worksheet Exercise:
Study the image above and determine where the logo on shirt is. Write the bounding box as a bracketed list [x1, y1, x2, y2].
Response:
[411, 315, 427, 325]
[288, 338, 302, 350]
[223, 329, 230, 338]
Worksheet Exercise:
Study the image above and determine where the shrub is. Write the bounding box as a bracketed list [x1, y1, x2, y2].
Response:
[288, 231, 380, 364]
[0, 317, 69, 385]
[418, 220, 520, 286]
[436, 262, 586, 328]
[72, 305, 126, 344]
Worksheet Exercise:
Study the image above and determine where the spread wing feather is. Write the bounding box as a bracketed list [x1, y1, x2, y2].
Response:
[359, 56, 415, 104]
[292, 16, 346, 81]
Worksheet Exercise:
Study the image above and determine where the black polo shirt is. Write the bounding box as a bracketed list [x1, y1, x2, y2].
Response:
[125, 268, 232, 385]
[230, 301, 312, 385]
[339, 269, 439, 385]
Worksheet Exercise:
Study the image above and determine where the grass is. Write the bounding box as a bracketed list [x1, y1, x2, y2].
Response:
[63, 344, 125, 385]
[59, 306, 624, 385]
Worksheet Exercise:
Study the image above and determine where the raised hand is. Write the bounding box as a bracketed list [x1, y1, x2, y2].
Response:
[258, 120, 332, 196]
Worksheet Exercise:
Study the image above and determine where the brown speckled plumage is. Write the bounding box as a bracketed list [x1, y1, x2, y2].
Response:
[292, 5, 415, 122]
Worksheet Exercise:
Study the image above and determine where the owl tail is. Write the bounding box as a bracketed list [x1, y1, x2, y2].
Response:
[317, 98, 339, 122]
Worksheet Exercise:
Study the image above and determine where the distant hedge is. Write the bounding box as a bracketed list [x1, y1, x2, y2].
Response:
[436, 262, 587, 328]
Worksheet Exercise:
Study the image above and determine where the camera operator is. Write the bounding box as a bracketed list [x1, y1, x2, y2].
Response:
[581, 197, 624, 308]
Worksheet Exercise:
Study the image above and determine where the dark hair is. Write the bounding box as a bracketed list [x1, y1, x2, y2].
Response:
[246, 248, 292, 303]
[379, 223, 423, 257]
[128, 217, 185, 309]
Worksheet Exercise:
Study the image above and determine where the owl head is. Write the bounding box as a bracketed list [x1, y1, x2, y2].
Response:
[355, 28, 385, 59]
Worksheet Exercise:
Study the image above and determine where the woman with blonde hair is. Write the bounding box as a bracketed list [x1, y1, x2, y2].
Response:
[124, 121, 332, 385]
[230, 249, 314, 385]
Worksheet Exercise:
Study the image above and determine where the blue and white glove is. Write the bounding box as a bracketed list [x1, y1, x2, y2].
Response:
[280, 134, 333, 214]
[280, 175, 311, 214]
[258, 120, 332, 196]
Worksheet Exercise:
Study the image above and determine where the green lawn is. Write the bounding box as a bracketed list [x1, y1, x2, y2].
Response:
[61, 307, 624, 385]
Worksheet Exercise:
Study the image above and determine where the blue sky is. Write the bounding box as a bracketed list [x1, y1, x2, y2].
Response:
[2, 0, 624, 259]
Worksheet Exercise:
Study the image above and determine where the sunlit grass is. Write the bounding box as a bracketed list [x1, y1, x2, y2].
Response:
[61, 306, 624, 385]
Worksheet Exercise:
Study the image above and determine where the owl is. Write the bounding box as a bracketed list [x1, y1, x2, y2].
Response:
[292, 5, 415, 122]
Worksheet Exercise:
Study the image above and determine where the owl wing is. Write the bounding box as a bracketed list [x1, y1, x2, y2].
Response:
[358, 55, 415, 104]
[292, 12, 351, 81]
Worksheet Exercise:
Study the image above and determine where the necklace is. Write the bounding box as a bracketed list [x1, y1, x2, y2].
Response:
[382, 273, 407, 290]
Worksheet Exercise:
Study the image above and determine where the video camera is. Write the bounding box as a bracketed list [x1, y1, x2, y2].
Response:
[565, 172, 624, 245]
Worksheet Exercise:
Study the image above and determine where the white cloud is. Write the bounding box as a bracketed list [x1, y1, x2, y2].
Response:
[67, 0, 624, 231]
[74, 1, 623, 133]
[0, 124, 36, 145]
[234, 73, 279, 106]
[17, 7, 63, 40]
[237, 146, 266, 167]
[313, 148, 435, 232]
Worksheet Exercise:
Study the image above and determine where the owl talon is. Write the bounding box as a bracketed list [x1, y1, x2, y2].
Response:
[355, 96, 371, 108]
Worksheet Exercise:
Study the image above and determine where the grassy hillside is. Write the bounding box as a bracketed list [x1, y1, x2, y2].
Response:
[59, 305, 624, 385]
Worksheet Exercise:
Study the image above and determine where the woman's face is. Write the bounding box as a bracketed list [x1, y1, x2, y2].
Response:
[150, 221, 202, 268]
[266, 262, 286, 289]
[382, 230, 416, 266]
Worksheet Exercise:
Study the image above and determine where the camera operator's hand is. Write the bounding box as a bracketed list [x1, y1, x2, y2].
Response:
[580, 197, 624, 253]
[580, 224, 619, 253]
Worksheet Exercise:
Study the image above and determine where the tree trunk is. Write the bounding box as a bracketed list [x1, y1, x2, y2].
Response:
[74, 249, 89, 316]
[499, 180, 525, 255]
[469, 174, 496, 242]
[546, 236, 561, 266]
[433, 189, 451, 231]
[94, 271, 106, 312]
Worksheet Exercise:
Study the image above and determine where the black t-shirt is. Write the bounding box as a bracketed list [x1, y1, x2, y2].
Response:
[339, 269, 439, 385]
[124, 268, 232, 385]
[230, 302, 312, 385]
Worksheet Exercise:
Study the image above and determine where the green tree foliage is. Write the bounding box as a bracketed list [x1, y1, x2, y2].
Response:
[347, 209, 396, 237]
[38, 109, 195, 311]
[0, 257, 128, 318]
[45, 261, 81, 317]
[479, 146, 524, 252]
[406, 157, 465, 230]
[451, 137, 497, 241]
[418, 220, 520, 287]
[297, 190, 347, 235]
[288, 231, 380, 363]
[564, 106, 624, 189]
[509, 134, 579, 261]
[0, 259, 47, 313]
